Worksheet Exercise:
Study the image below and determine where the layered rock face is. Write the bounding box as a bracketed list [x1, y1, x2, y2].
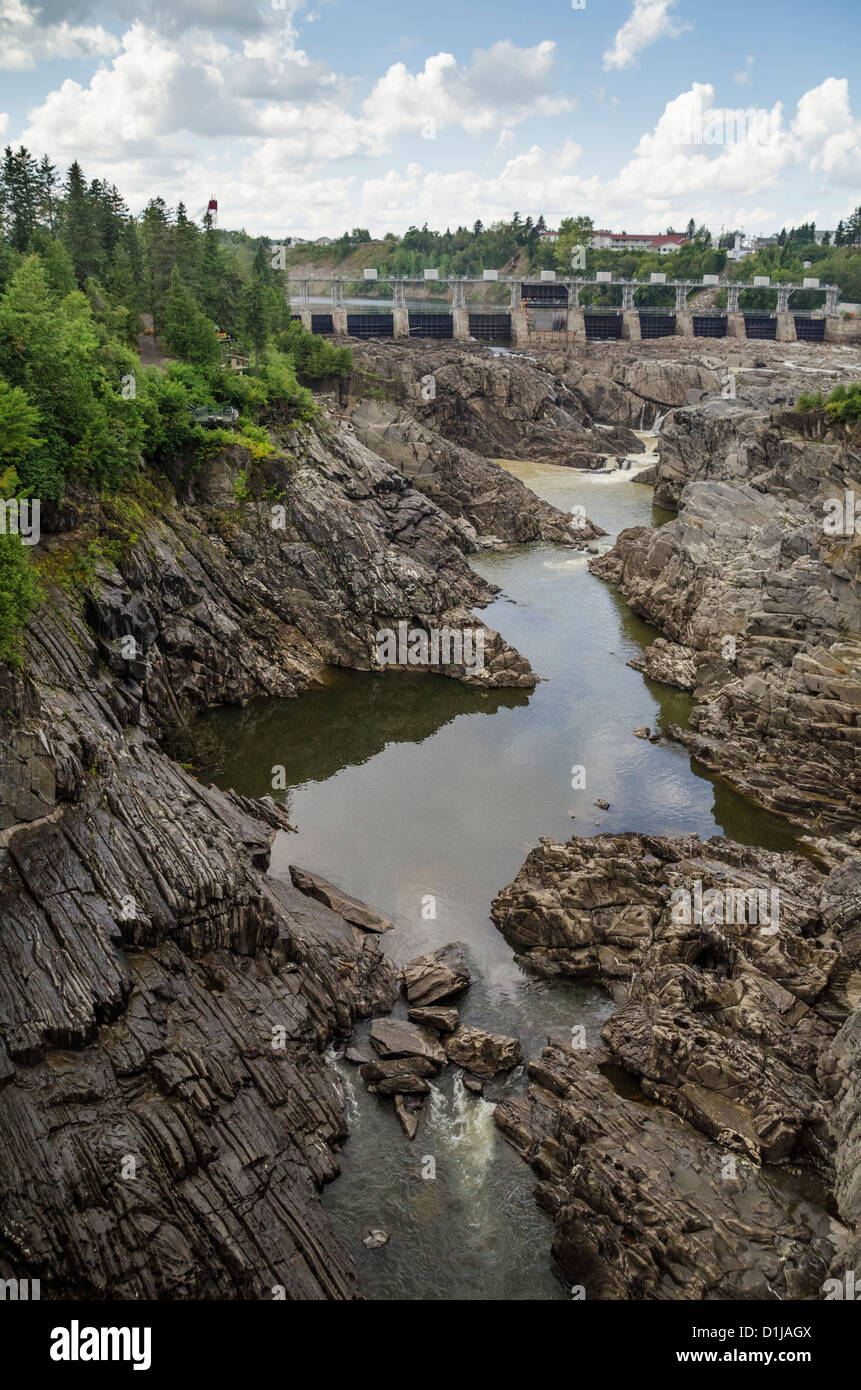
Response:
[347, 398, 602, 540]
[648, 397, 861, 511]
[345, 337, 860, 470]
[532, 338, 860, 426]
[493, 832, 861, 1297]
[0, 683, 400, 1298]
[0, 413, 560, 1298]
[591, 407, 861, 836]
[497, 1043, 838, 1300]
[346, 340, 644, 466]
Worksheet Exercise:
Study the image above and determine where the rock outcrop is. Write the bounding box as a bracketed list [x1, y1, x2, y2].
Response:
[402, 943, 471, 1006]
[591, 408, 861, 836]
[0, 722, 400, 1298]
[0, 409, 551, 1299]
[445, 1026, 523, 1078]
[346, 340, 643, 467]
[347, 398, 599, 542]
[289, 865, 393, 933]
[493, 831, 861, 1296]
[496, 1041, 840, 1300]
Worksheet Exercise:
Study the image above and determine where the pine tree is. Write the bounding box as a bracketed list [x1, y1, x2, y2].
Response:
[241, 275, 268, 371]
[140, 197, 175, 326]
[37, 154, 58, 232]
[61, 161, 98, 284]
[162, 265, 221, 364]
[1, 146, 38, 251]
[173, 202, 200, 284]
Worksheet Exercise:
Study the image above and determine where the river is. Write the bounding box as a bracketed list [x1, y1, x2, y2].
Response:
[198, 448, 804, 1300]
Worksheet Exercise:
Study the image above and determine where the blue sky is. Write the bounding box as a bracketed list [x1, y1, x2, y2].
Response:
[1, 0, 859, 238]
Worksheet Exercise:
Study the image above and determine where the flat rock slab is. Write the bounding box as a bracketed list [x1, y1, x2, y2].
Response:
[360, 1056, 438, 1088]
[372, 1075, 430, 1096]
[407, 1005, 459, 1034]
[394, 1094, 425, 1141]
[403, 943, 471, 1005]
[289, 865, 393, 933]
[445, 1026, 523, 1078]
[369, 1018, 447, 1066]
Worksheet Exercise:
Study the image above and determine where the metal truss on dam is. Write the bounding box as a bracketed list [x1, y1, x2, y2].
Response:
[288, 271, 858, 344]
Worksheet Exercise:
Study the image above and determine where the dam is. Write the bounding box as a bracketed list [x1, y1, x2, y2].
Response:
[288, 271, 857, 345]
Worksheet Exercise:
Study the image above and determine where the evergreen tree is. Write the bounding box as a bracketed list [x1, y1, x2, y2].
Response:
[173, 202, 200, 284]
[241, 275, 268, 371]
[162, 265, 221, 365]
[1, 146, 39, 251]
[140, 196, 175, 327]
[61, 161, 98, 284]
[37, 154, 58, 232]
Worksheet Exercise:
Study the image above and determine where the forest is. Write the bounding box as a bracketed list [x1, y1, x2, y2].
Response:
[0, 146, 351, 665]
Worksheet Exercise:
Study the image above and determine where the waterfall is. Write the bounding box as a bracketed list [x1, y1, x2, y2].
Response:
[426, 1074, 496, 1190]
[326, 1046, 360, 1124]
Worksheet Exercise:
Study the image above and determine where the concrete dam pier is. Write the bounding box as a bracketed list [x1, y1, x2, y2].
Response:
[289, 272, 859, 345]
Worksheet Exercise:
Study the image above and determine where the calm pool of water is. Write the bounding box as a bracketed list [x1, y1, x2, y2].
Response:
[198, 457, 802, 1300]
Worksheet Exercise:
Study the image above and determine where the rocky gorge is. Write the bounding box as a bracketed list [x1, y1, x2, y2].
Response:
[0, 404, 583, 1297]
[3, 332, 861, 1302]
[481, 338, 861, 1299]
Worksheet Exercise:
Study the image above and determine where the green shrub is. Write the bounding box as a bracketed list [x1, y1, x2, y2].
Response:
[275, 321, 352, 381]
[797, 382, 861, 422]
[0, 531, 40, 667]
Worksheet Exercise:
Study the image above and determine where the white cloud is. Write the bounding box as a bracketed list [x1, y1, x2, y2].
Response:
[22, 21, 364, 161]
[361, 41, 574, 140]
[21, 26, 572, 173]
[734, 55, 755, 86]
[612, 84, 790, 200]
[12, 9, 859, 242]
[0, 0, 119, 69]
[792, 77, 861, 185]
[603, 0, 687, 72]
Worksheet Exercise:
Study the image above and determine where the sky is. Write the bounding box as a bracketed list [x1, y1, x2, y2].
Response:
[0, 0, 859, 239]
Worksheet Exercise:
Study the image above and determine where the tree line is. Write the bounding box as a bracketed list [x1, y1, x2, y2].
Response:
[0, 146, 352, 666]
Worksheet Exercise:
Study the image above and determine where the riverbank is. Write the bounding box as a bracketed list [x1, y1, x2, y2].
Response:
[2, 336, 859, 1301]
[0, 402, 582, 1298]
[196, 459, 821, 1298]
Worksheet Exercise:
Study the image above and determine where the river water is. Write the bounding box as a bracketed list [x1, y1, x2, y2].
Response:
[198, 448, 803, 1301]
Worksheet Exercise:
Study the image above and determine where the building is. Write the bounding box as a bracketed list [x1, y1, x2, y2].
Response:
[727, 232, 755, 261]
[589, 231, 689, 254]
[538, 229, 560, 243]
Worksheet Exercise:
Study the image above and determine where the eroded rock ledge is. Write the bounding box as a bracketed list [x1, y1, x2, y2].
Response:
[0, 409, 563, 1298]
[590, 405, 861, 835]
[492, 831, 861, 1297]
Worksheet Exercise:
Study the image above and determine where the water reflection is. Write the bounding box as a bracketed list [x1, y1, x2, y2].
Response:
[196, 457, 804, 1300]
